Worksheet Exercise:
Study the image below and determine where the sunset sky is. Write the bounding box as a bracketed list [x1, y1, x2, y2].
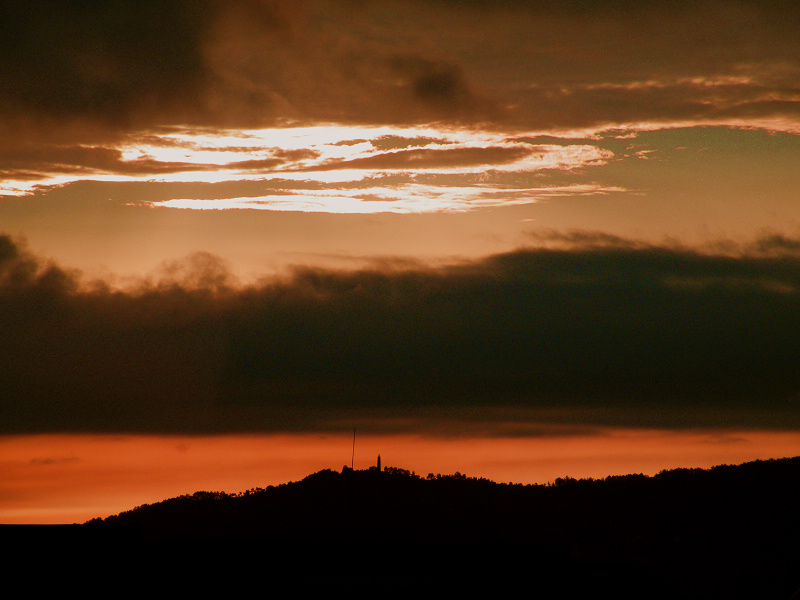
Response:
[3, 0, 800, 524]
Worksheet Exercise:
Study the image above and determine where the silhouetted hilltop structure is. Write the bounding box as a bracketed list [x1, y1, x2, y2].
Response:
[83, 457, 800, 598]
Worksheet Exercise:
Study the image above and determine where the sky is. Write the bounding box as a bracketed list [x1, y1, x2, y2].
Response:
[2, 0, 800, 523]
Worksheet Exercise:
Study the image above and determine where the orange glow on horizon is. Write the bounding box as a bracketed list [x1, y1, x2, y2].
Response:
[2, 429, 799, 524]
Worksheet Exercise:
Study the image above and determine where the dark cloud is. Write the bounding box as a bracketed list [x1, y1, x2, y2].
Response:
[0, 0, 214, 126]
[228, 149, 321, 172]
[401, 0, 800, 131]
[750, 233, 800, 257]
[0, 144, 213, 181]
[370, 136, 451, 151]
[1, 0, 799, 148]
[387, 55, 495, 118]
[0, 0, 509, 184]
[508, 78, 800, 131]
[0, 140, 322, 184]
[3, 232, 800, 435]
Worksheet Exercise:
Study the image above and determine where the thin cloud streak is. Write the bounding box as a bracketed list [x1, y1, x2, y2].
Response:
[154, 183, 623, 214]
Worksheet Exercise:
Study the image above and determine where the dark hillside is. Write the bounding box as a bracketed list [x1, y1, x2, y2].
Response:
[82, 457, 800, 598]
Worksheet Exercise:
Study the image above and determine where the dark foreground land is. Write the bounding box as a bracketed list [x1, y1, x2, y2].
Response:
[8, 457, 800, 597]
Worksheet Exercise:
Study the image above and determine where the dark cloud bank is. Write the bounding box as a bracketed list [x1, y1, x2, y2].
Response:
[0, 0, 495, 136]
[2, 0, 798, 136]
[3, 232, 800, 435]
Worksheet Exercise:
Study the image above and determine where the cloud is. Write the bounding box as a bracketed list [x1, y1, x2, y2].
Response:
[2, 124, 617, 212]
[2, 0, 799, 204]
[306, 145, 534, 172]
[0, 0, 217, 127]
[0, 1, 497, 136]
[3, 232, 800, 435]
[3, 0, 798, 140]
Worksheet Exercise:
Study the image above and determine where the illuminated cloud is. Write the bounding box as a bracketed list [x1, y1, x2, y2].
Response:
[1, 126, 617, 212]
[154, 182, 624, 214]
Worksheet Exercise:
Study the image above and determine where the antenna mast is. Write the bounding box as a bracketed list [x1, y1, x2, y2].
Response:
[351, 428, 356, 469]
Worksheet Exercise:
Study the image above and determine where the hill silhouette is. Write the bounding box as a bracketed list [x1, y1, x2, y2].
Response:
[76, 457, 800, 597]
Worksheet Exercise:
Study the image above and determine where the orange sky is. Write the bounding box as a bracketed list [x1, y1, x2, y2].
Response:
[4, 430, 800, 524]
[2, 1, 800, 524]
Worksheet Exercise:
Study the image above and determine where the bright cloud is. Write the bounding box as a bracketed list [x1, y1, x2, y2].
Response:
[3, 125, 617, 213]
